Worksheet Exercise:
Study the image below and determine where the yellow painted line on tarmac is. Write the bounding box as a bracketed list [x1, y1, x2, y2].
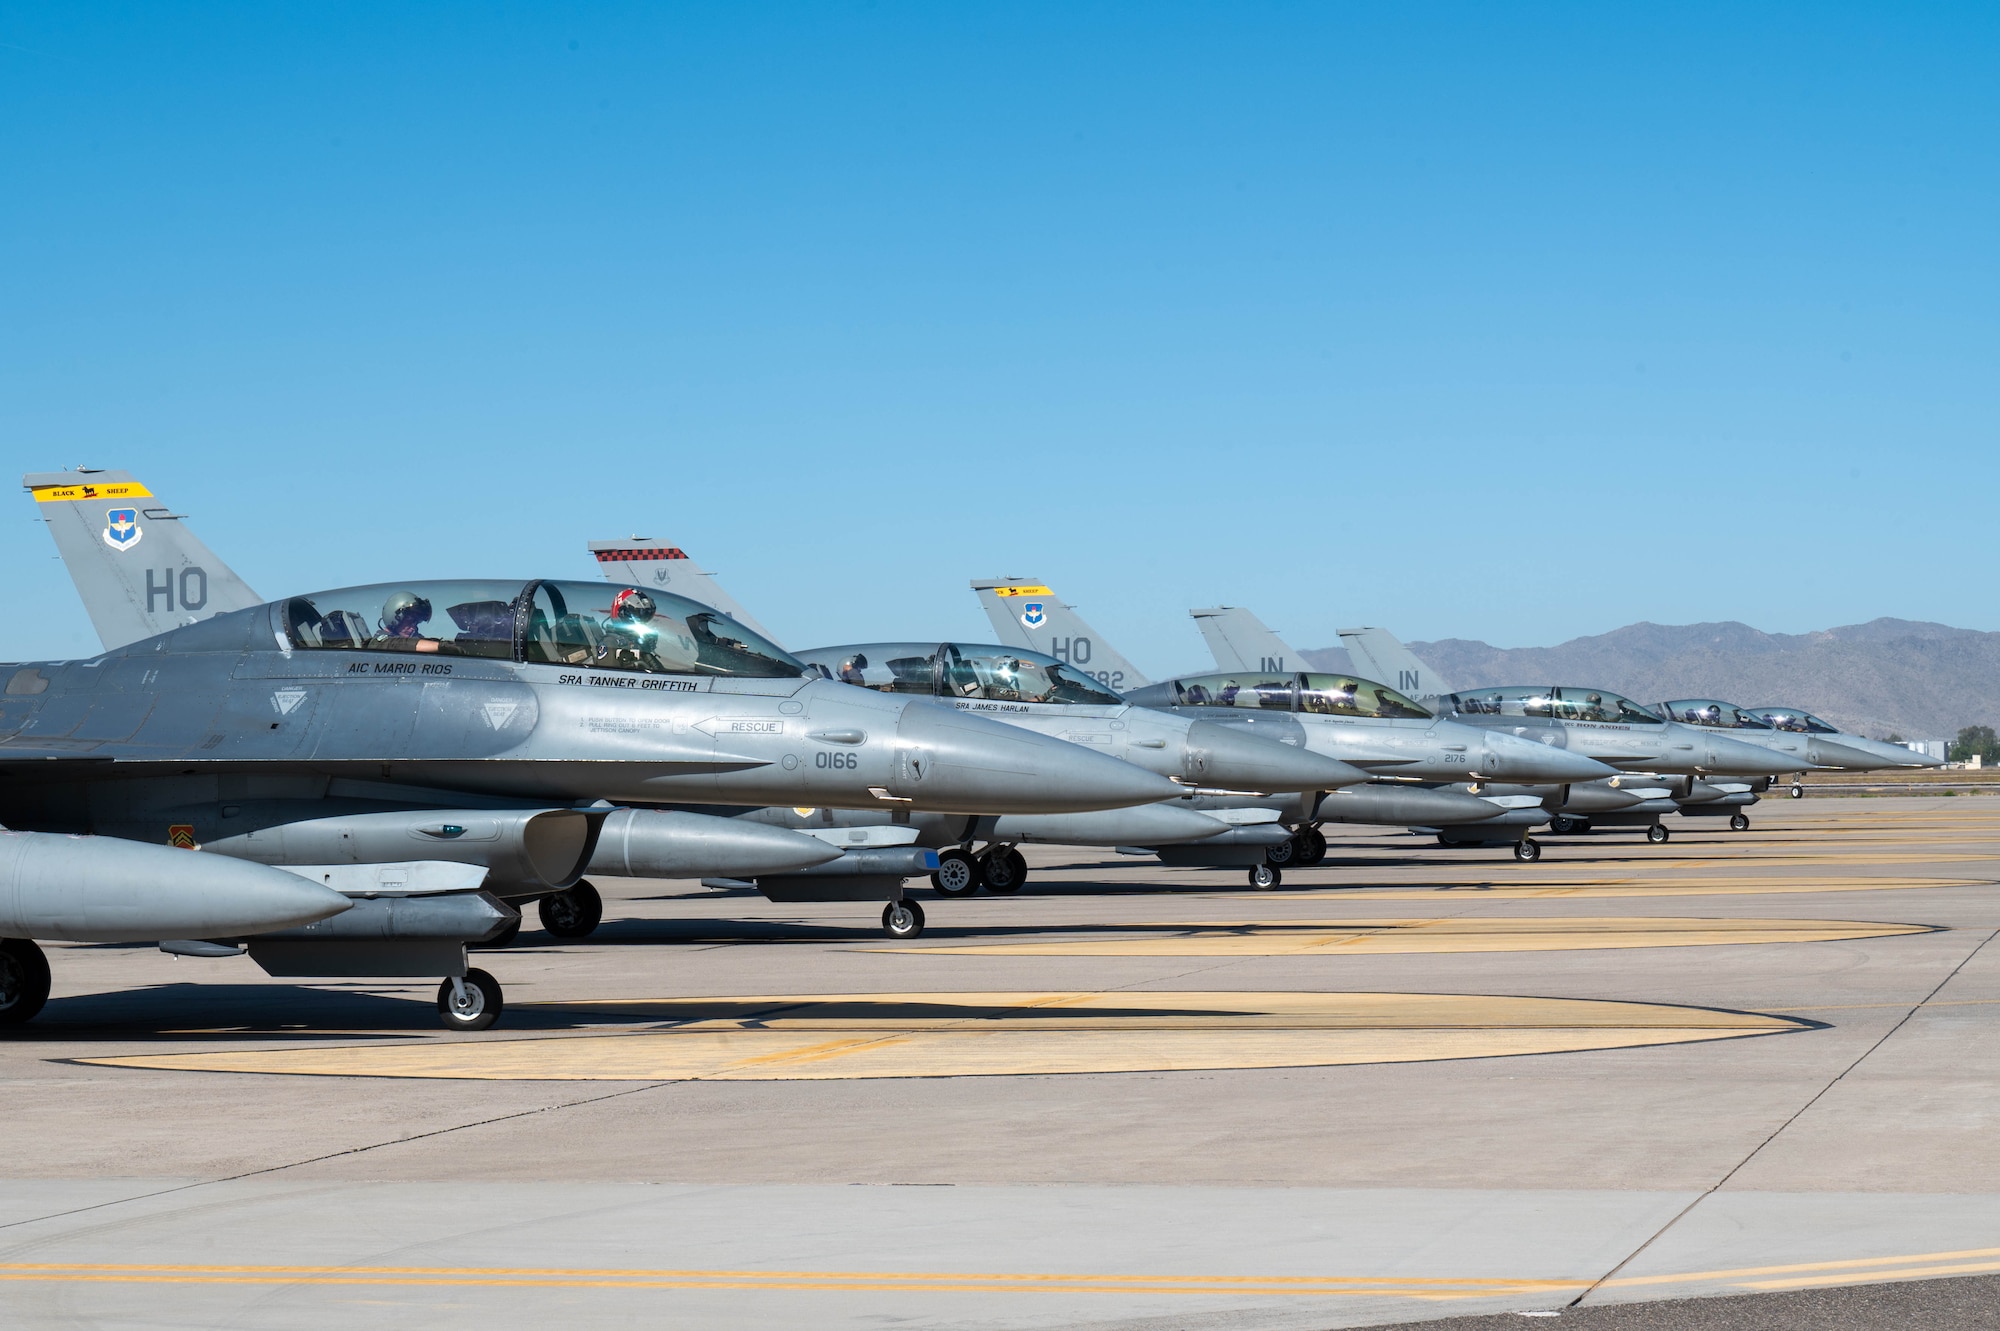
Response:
[1602, 1243, 2000, 1293]
[77, 990, 1807, 1081]
[882, 917, 1939, 957]
[0, 1260, 1583, 1299]
[1289, 877, 1981, 900]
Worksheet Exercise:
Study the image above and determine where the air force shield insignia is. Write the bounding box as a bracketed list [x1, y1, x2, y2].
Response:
[1020, 601, 1046, 630]
[103, 508, 143, 551]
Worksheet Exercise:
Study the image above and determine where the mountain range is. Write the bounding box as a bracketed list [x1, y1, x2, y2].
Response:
[1298, 618, 1997, 741]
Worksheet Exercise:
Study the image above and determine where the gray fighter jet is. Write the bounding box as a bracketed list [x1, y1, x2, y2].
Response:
[1334, 623, 1817, 839]
[973, 585, 1620, 864]
[1747, 705, 1945, 796]
[592, 543, 1368, 891]
[4, 477, 1181, 1029]
[1658, 700, 1945, 779]
[1200, 614, 1686, 842]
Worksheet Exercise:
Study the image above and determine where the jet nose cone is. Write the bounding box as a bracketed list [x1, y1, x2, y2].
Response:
[1479, 729, 1619, 782]
[1183, 720, 1369, 792]
[894, 701, 1181, 813]
[1814, 736, 1945, 770]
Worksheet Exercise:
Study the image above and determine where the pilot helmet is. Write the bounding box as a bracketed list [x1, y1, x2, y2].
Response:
[610, 588, 657, 622]
[381, 590, 433, 632]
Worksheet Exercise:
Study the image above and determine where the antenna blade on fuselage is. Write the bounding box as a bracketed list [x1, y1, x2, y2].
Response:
[23, 469, 262, 650]
[969, 578, 1152, 693]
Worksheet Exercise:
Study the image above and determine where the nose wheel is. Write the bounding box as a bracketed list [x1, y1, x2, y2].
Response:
[1248, 863, 1282, 890]
[0, 939, 51, 1029]
[882, 899, 926, 939]
[1646, 823, 1671, 844]
[539, 881, 603, 939]
[1729, 812, 1751, 831]
[437, 968, 504, 1032]
[1513, 838, 1542, 862]
[1790, 784, 1804, 799]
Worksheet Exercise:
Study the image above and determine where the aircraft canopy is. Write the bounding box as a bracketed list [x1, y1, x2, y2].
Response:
[796, 643, 1126, 706]
[276, 579, 805, 678]
[1658, 699, 1775, 730]
[1452, 687, 1664, 725]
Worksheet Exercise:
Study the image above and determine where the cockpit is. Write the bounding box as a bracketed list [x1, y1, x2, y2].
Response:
[276, 579, 805, 678]
[792, 643, 1127, 706]
[1746, 706, 1840, 734]
[1449, 686, 1664, 725]
[1658, 699, 1774, 730]
[1125, 671, 1433, 719]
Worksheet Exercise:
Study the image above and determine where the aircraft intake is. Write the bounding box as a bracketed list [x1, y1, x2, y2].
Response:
[985, 802, 1230, 847]
[1313, 785, 1514, 827]
[0, 831, 351, 943]
[587, 807, 840, 879]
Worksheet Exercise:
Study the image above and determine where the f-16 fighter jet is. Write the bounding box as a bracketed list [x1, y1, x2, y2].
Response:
[1334, 622, 1835, 838]
[974, 583, 1619, 865]
[592, 542, 1370, 892]
[5, 473, 1180, 1029]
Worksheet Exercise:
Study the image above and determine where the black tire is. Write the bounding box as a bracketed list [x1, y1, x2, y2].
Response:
[1248, 863, 1281, 890]
[930, 849, 979, 897]
[1294, 826, 1327, 867]
[437, 968, 503, 1032]
[980, 848, 1027, 895]
[1513, 838, 1542, 862]
[1549, 815, 1579, 835]
[1730, 812, 1751, 832]
[1789, 785, 1804, 799]
[882, 899, 926, 939]
[473, 917, 522, 950]
[539, 881, 603, 939]
[0, 939, 51, 1029]
[1647, 823, 1670, 844]
[1265, 835, 1297, 867]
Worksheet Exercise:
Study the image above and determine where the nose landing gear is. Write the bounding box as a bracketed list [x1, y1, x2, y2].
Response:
[882, 898, 926, 939]
[437, 968, 504, 1032]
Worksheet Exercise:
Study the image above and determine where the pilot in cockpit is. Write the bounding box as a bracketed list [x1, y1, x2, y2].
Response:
[838, 653, 870, 686]
[601, 588, 664, 667]
[375, 591, 441, 653]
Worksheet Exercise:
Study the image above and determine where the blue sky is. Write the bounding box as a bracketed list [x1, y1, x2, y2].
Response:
[4, 4, 1994, 674]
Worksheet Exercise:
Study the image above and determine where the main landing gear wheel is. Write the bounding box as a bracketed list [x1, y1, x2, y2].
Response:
[1264, 836, 1296, 867]
[1730, 812, 1751, 832]
[980, 848, 1028, 894]
[931, 849, 979, 897]
[1647, 823, 1671, 844]
[1549, 815, 1585, 835]
[882, 899, 926, 939]
[1790, 784, 1804, 799]
[1513, 838, 1542, 863]
[1294, 826, 1327, 867]
[0, 939, 51, 1029]
[437, 968, 503, 1032]
[539, 881, 603, 939]
[1248, 863, 1282, 890]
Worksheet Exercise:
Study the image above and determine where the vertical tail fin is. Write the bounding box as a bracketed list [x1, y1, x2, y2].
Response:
[1189, 607, 1305, 674]
[588, 539, 785, 648]
[970, 578, 1152, 691]
[24, 469, 262, 650]
[1338, 626, 1453, 703]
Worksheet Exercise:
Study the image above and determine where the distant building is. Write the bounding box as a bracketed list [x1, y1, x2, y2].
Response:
[1901, 738, 1950, 763]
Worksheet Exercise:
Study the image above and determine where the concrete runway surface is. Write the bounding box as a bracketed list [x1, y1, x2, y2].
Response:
[3, 795, 1998, 1329]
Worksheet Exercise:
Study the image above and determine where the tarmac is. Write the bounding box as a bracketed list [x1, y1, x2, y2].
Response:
[3, 795, 1998, 1329]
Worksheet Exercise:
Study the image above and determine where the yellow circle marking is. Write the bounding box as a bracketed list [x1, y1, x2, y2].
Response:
[877, 917, 1939, 957]
[78, 990, 1808, 1082]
